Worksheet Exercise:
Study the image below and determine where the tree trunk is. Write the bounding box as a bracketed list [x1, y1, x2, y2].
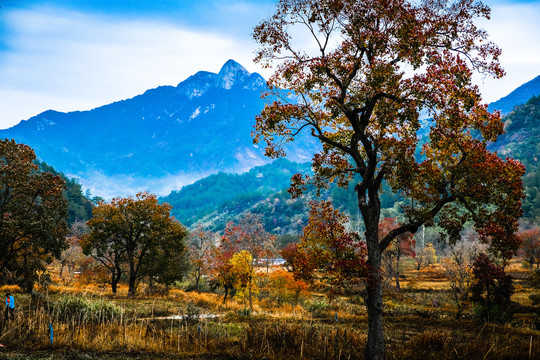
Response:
[127, 258, 137, 297]
[395, 259, 401, 291]
[365, 276, 385, 360]
[111, 265, 122, 294]
[223, 287, 229, 304]
[195, 270, 201, 292]
[248, 279, 253, 310]
[360, 187, 385, 360]
[128, 274, 136, 297]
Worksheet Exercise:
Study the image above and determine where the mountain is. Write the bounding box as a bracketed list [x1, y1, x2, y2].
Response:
[488, 75, 540, 115]
[163, 80, 540, 233]
[0, 60, 319, 198]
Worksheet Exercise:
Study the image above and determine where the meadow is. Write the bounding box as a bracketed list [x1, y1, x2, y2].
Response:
[0, 259, 538, 360]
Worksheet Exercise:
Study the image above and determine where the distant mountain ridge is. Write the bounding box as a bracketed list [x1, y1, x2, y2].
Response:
[1, 61, 538, 202]
[488, 75, 540, 115]
[0, 60, 319, 198]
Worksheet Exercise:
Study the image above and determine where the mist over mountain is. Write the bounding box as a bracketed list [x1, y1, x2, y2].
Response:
[0, 60, 319, 198]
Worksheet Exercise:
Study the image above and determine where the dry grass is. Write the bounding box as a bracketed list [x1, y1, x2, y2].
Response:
[0, 260, 538, 359]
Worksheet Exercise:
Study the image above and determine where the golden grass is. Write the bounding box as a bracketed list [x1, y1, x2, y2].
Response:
[0, 258, 538, 359]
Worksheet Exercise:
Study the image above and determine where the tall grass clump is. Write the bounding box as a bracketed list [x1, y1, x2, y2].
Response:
[53, 295, 122, 324]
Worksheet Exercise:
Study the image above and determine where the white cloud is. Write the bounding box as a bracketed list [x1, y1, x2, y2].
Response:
[1, 1, 538, 129]
[475, 1, 540, 102]
[74, 169, 216, 200]
[0, 6, 263, 129]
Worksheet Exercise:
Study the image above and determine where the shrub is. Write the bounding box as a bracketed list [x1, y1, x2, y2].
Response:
[470, 254, 515, 324]
[306, 298, 329, 317]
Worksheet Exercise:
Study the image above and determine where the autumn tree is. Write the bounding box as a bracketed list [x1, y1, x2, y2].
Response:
[210, 214, 276, 305]
[230, 250, 258, 309]
[59, 221, 89, 281]
[294, 200, 368, 294]
[379, 218, 415, 290]
[518, 227, 540, 269]
[82, 192, 188, 297]
[222, 213, 277, 266]
[253, 1, 524, 358]
[0, 139, 69, 292]
[441, 230, 487, 318]
[209, 244, 238, 304]
[280, 242, 303, 273]
[413, 243, 437, 271]
[471, 253, 515, 323]
[187, 225, 217, 292]
[262, 269, 309, 306]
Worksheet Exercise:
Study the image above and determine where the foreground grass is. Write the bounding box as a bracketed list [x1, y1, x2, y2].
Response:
[0, 262, 538, 359]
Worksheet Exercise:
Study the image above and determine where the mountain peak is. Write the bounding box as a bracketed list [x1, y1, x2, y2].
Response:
[215, 59, 250, 89]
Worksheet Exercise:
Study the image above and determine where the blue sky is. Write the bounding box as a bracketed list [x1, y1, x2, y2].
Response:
[0, 0, 539, 129]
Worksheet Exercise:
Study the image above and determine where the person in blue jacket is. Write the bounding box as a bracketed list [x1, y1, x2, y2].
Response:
[4, 293, 14, 321]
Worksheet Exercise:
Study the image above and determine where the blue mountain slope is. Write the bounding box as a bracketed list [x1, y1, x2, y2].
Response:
[488, 75, 540, 115]
[0, 60, 319, 197]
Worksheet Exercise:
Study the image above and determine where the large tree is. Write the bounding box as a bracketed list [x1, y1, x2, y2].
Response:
[82, 192, 188, 296]
[0, 139, 69, 292]
[252, 1, 524, 359]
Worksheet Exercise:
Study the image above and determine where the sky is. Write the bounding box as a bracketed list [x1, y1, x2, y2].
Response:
[0, 0, 539, 130]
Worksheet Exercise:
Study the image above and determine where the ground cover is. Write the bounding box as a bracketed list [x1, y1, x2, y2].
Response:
[0, 261, 538, 359]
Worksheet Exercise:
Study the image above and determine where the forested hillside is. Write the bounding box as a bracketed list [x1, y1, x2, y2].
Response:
[163, 94, 540, 234]
[488, 75, 540, 115]
[37, 161, 94, 225]
[160, 159, 311, 228]
[493, 95, 540, 219]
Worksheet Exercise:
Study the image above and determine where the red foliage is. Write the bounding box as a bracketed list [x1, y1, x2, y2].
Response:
[293, 200, 368, 291]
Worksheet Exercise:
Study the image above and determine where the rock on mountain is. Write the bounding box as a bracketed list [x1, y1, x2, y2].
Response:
[0, 60, 319, 198]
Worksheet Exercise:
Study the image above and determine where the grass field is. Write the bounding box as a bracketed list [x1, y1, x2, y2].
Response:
[0, 261, 538, 359]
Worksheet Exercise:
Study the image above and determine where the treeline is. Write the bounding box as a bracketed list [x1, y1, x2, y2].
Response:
[160, 158, 311, 227]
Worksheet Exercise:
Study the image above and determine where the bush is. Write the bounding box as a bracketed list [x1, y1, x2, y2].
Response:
[306, 298, 329, 317]
[470, 254, 515, 324]
[184, 301, 201, 323]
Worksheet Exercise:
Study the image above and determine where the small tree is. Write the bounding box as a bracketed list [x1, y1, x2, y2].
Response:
[414, 243, 438, 271]
[230, 250, 258, 309]
[211, 214, 276, 304]
[263, 269, 309, 306]
[223, 213, 277, 267]
[187, 226, 217, 292]
[441, 231, 487, 318]
[471, 253, 515, 324]
[294, 200, 368, 295]
[210, 245, 238, 304]
[379, 217, 415, 290]
[518, 227, 540, 269]
[82, 192, 188, 296]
